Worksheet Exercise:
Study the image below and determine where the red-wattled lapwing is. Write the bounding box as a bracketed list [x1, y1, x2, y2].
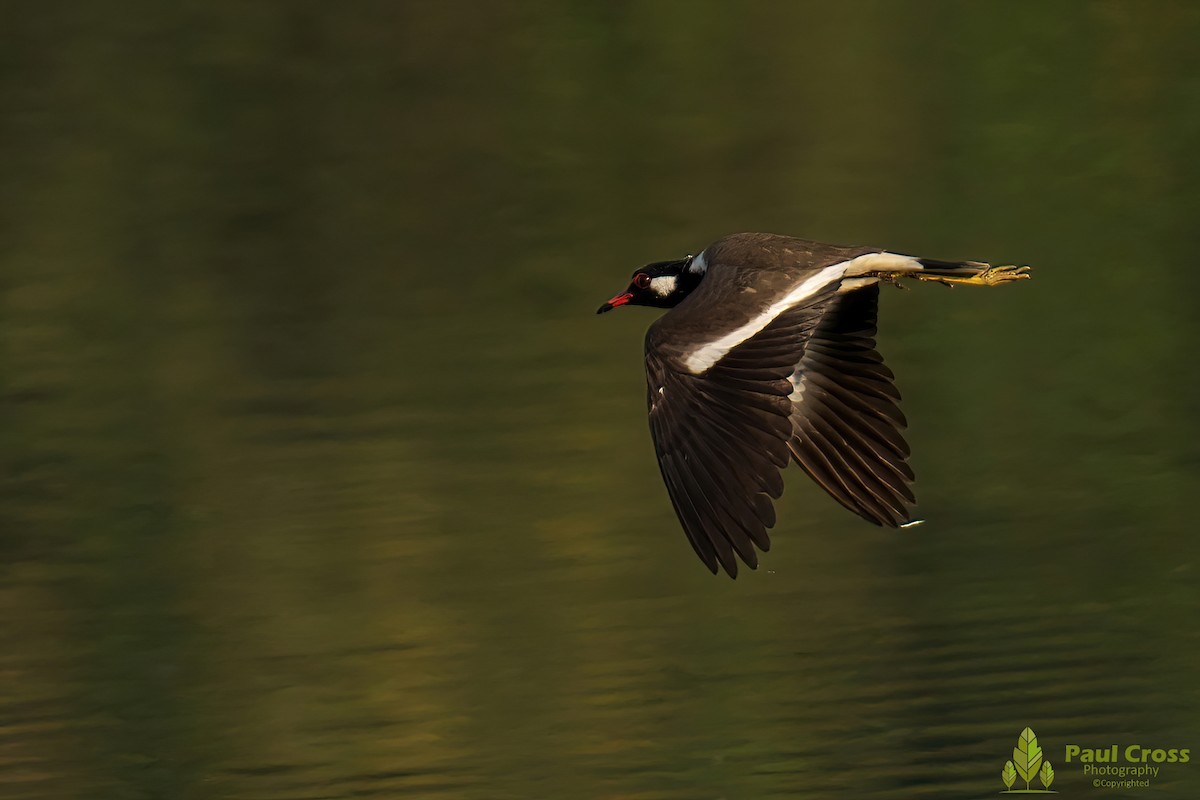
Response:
[597, 232, 1030, 577]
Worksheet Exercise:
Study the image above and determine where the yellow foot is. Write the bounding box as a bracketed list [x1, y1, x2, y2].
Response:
[914, 264, 1032, 288]
[975, 264, 1032, 285]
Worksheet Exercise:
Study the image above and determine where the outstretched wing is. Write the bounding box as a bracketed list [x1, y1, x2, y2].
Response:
[787, 285, 915, 526]
[645, 281, 916, 576]
[645, 287, 835, 577]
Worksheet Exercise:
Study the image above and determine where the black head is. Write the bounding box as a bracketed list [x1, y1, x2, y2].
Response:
[596, 256, 704, 314]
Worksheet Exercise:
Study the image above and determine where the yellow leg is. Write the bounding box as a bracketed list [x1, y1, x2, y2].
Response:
[912, 264, 1032, 287]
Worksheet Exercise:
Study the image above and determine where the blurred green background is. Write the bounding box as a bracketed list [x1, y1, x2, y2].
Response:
[1, 1, 1198, 798]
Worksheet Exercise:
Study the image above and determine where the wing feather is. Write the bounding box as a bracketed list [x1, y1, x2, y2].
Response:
[646, 285, 834, 576]
[642, 275, 917, 575]
[788, 286, 915, 526]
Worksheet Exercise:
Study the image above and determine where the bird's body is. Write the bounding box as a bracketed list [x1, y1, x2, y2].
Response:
[598, 232, 1030, 577]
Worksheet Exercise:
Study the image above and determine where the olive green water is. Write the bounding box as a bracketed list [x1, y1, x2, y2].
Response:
[2, 3, 1198, 799]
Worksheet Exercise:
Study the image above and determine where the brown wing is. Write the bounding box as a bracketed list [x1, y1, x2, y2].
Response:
[787, 285, 916, 526]
[645, 289, 834, 577]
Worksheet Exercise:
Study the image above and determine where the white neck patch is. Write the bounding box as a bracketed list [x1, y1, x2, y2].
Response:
[688, 251, 708, 274]
[649, 275, 678, 297]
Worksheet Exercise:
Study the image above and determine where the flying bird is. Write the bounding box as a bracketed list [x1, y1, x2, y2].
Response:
[597, 232, 1030, 577]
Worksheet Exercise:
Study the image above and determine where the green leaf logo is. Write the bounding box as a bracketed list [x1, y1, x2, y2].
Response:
[1001, 760, 1017, 790]
[1040, 761, 1055, 790]
[1013, 727, 1045, 790]
[999, 727, 1056, 793]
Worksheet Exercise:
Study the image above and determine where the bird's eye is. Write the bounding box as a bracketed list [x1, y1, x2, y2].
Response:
[633, 273, 651, 289]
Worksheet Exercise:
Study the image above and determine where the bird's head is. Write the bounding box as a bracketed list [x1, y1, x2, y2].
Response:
[596, 255, 705, 314]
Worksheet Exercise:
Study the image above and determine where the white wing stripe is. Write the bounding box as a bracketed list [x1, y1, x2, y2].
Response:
[682, 253, 919, 375]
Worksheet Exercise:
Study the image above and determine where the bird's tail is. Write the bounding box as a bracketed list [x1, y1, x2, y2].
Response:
[915, 257, 990, 278]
